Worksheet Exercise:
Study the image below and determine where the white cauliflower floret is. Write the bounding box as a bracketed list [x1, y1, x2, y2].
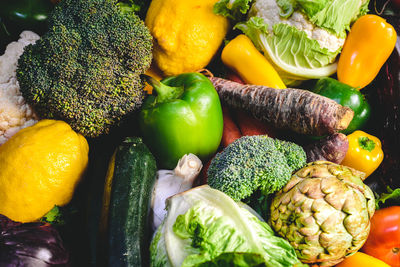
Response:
[0, 31, 40, 145]
[249, 0, 345, 52]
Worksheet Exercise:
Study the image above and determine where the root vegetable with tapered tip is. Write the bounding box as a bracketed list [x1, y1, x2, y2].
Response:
[304, 133, 349, 164]
[209, 77, 354, 136]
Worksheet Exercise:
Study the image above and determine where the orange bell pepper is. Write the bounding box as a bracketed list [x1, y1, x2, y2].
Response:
[341, 130, 384, 179]
[337, 15, 397, 89]
[221, 34, 286, 89]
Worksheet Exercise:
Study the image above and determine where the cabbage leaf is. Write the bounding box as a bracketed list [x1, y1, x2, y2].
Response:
[213, 0, 252, 21]
[277, 0, 369, 35]
[235, 17, 338, 85]
[150, 185, 303, 267]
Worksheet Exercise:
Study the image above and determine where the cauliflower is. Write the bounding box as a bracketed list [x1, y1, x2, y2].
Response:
[214, 0, 369, 84]
[0, 31, 40, 145]
[249, 0, 345, 53]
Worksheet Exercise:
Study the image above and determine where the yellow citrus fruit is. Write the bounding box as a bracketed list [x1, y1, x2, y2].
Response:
[0, 119, 89, 223]
[145, 0, 229, 76]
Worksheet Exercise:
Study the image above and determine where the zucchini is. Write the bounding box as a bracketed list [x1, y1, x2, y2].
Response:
[96, 137, 157, 266]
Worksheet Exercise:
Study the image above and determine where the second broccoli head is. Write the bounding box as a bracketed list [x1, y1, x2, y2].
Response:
[207, 135, 306, 202]
[17, 0, 153, 138]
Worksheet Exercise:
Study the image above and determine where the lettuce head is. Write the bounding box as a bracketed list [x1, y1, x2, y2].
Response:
[150, 185, 304, 267]
[214, 0, 369, 85]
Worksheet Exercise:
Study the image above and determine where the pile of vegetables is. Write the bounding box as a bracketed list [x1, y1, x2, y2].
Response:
[0, 0, 399, 266]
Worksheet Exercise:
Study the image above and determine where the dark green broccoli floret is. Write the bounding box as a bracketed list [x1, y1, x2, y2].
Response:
[17, 0, 152, 138]
[207, 135, 306, 202]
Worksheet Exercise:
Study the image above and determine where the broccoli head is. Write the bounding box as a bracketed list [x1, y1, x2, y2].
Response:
[207, 135, 306, 202]
[17, 0, 153, 138]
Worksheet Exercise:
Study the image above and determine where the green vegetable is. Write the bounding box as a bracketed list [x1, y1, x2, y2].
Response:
[150, 185, 303, 267]
[235, 17, 338, 84]
[0, 0, 53, 53]
[99, 137, 157, 266]
[276, 0, 369, 35]
[139, 73, 223, 169]
[375, 186, 400, 209]
[213, 0, 252, 21]
[214, 0, 369, 85]
[17, 0, 153, 138]
[207, 135, 306, 202]
[311, 77, 370, 134]
[118, 0, 151, 19]
[40, 206, 65, 226]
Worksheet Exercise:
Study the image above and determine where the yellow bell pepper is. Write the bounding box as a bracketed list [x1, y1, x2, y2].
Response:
[221, 34, 286, 89]
[337, 15, 397, 89]
[341, 130, 384, 179]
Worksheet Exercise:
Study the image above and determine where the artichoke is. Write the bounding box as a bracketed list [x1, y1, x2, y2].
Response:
[269, 161, 375, 266]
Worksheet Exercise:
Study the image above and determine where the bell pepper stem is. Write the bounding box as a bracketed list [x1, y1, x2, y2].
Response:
[142, 74, 184, 103]
[358, 136, 376, 152]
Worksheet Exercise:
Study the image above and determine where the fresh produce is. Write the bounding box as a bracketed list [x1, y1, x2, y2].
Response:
[145, 0, 229, 76]
[97, 137, 157, 266]
[375, 187, 400, 209]
[311, 77, 370, 134]
[0, 31, 39, 145]
[118, 0, 151, 19]
[0, 119, 88, 223]
[336, 252, 390, 267]
[341, 130, 384, 179]
[235, 110, 275, 137]
[0, 214, 70, 266]
[0, 0, 53, 53]
[152, 153, 202, 230]
[150, 185, 304, 267]
[210, 77, 354, 136]
[338, 14, 397, 89]
[207, 135, 306, 202]
[17, 0, 153, 138]
[139, 73, 223, 169]
[221, 106, 242, 147]
[215, 0, 369, 85]
[270, 161, 375, 266]
[221, 34, 286, 88]
[304, 133, 349, 164]
[361, 206, 400, 267]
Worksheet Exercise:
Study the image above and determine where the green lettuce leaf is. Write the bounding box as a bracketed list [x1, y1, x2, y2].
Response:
[235, 17, 338, 85]
[194, 252, 266, 267]
[150, 185, 302, 267]
[277, 0, 369, 35]
[375, 187, 400, 209]
[213, 0, 252, 21]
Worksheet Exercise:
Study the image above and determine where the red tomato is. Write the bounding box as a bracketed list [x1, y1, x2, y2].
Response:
[362, 206, 400, 267]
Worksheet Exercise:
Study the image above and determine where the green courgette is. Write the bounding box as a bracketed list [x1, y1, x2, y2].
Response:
[96, 137, 157, 266]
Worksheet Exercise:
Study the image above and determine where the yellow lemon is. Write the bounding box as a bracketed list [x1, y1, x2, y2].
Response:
[0, 119, 89, 223]
[145, 0, 229, 76]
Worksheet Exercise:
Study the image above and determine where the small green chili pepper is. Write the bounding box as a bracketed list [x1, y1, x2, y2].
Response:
[139, 73, 223, 169]
[312, 77, 370, 134]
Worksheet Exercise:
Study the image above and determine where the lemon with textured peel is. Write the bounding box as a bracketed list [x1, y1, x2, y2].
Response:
[145, 0, 229, 76]
[0, 119, 89, 223]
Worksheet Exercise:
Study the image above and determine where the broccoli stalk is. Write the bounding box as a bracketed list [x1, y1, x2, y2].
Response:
[207, 135, 306, 204]
[17, 0, 153, 138]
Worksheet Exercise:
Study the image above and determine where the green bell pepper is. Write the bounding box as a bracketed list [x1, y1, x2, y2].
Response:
[312, 77, 370, 134]
[0, 0, 53, 53]
[139, 73, 223, 169]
